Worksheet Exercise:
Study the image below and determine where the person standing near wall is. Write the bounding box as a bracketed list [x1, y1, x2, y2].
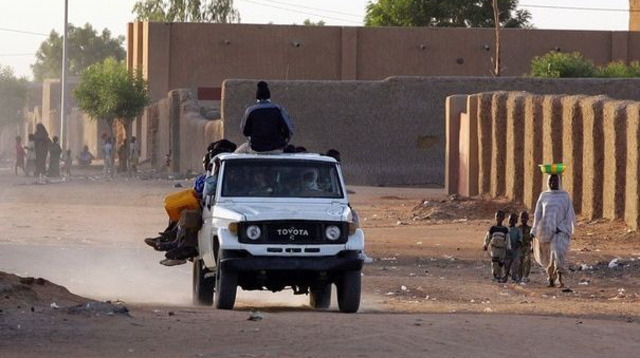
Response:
[25, 134, 36, 176]
[103, 136, 114, 177]
[118, 138, 129, 173]
[129, 136, 140, 174]
[14, 136, 25, 176]
[504, 213, 523, 283]
[530, 174, 576, 287]
[33, 123, 51, 177]
[237, 81, 294, 153]
[62, 149, 72, 178]
[47, 136, 62, 178]
[519, 212, 533, 282]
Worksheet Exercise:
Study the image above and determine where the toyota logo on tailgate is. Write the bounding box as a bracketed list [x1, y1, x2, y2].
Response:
[277, 227, 309, 240]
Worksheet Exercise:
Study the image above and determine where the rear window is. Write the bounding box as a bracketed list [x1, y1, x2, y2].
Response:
[221, 159, 344, 199]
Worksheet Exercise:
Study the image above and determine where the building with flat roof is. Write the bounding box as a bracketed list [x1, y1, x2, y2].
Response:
[128, 22, 640, 102]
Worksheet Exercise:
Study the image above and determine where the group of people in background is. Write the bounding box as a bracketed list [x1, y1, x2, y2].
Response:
[14, 123, 70, 178]
[11, 123, 140, 179]
[100, 134, 140, 177]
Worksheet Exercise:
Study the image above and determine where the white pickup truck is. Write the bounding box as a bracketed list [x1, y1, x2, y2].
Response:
[193, 153, 366, 313]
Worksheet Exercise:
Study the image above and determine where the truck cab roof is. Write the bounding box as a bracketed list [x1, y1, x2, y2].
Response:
[216, 152, 339, 164]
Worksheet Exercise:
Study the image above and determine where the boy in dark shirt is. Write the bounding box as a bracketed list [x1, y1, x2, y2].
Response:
[483, 210, 510, 281]
[504, 213, 523, 283]
[518, 211, 533, 282]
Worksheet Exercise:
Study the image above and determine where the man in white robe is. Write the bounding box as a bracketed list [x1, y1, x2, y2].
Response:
[530, 174, 576, 287]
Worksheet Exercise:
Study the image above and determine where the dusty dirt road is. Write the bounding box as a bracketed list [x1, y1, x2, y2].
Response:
[1, 167, 640, 357]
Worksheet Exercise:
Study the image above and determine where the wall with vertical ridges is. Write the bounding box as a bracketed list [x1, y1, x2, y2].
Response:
[452, 91, 640, 230]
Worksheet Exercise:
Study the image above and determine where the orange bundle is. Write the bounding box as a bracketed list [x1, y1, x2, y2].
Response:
[164, 189, 200, 222]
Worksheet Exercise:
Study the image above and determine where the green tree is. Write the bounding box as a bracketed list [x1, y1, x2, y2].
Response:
[529, 52, 596, 78]
[74, 58, 150, 142]
[302, 19, 326, 26]
[0, 65, 29, 138]
[133, 0, 240, 23]
[32, 23, 125, 81]
[364, 0, 531, 28]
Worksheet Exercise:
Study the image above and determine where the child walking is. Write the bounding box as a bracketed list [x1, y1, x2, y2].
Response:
[519, 211, 533, 282]
[15, 136, 25, 175]
[62, 149, 72, 178]
[25, 134, 36, 176]
[483, 210, 510, 281]
[505, 213, 523, 283]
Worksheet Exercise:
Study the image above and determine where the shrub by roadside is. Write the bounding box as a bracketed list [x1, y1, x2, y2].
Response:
[530, 51, 640, 78]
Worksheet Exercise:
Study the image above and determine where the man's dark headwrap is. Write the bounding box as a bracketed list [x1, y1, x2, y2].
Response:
[256, 81, 271, 100]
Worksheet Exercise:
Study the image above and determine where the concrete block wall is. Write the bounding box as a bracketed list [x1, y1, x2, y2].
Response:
[450, 91, 640, 230]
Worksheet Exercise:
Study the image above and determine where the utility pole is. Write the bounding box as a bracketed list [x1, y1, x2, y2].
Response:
[492, 0, 501, 77]
[60, 0, 69, 149]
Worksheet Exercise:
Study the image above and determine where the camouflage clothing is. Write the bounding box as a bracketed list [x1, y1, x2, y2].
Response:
[484, 225, 510, 280]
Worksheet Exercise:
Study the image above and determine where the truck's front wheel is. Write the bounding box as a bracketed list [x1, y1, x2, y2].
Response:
[214, 262, 237, 310]
[337, 270, 361, 313]
[192, 259, 214, 306]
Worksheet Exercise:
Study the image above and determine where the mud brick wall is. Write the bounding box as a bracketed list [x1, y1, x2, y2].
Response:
[505, 93, 525, 202]
[603, 101, 627, 220]
[561, 96, 584, 215]
[470, 92, 640, 230]
[477, 93, 494, 194]
[581, 97, 606, 220]
[625, 104, 640, 228]
[148, 89, 224, 173]
[223, 77, 640, 187]
[522, 95, 543, 210]
[490, 93, 509, 198]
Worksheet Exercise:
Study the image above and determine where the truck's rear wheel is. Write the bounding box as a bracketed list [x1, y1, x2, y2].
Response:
[192, 259, 214, 306]
[214, 256, 237, 310]
[310, 284, 332, 310]
[337, 270, 361, 313]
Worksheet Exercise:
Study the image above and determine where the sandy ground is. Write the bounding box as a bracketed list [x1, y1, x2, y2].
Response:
[1, 165, 640, 357]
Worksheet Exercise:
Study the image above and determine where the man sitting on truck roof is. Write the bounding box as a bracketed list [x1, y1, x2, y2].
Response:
[237, 81, 294, 153]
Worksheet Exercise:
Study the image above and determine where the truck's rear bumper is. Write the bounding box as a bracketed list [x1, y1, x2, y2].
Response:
[220, 251, 363, 272]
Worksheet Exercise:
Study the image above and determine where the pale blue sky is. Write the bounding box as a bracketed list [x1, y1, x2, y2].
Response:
[0, 0, 631, 79]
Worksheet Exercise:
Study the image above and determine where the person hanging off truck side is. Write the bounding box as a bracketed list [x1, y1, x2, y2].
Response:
[144, 139, 237, 266]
